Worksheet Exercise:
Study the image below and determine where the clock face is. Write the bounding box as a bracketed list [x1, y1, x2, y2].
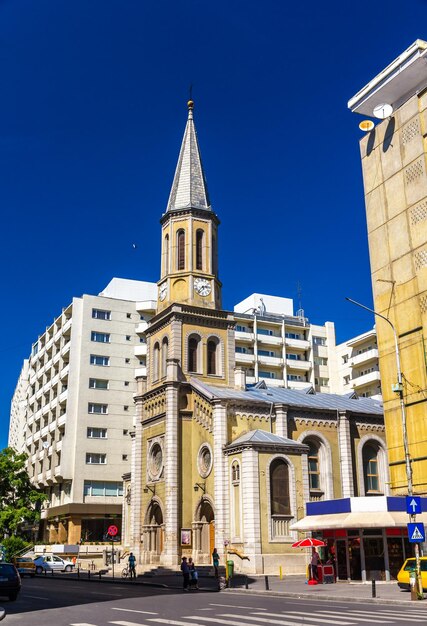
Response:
[159, 283, 167, 301]
[194, 278, 211, 297]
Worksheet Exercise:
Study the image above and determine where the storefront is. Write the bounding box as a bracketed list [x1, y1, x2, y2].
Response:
[291, 497, 427, 582]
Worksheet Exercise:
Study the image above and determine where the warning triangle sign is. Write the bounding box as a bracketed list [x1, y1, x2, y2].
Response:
[411, 526, 424, 541]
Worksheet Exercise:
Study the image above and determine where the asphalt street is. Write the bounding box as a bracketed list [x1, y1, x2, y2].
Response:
[1, 577, 427, 626]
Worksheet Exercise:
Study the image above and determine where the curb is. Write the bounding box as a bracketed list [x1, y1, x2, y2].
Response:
[225, 587, 427, 606]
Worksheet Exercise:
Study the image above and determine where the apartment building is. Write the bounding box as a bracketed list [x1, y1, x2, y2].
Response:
[8, 360, 29, 453]
[234, 293, 337, 392]
[335, 328, 382, 399]
[16, 278, 156, 544]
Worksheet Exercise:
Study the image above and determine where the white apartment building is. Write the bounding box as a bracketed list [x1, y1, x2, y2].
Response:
[234, 293, 337, 392]
[8, 360, 29, 453]
[334, 328, 382, 399]
[11, 278, 156, 544]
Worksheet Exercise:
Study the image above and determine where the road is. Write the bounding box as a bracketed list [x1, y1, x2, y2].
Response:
[1, 577, 427, 626]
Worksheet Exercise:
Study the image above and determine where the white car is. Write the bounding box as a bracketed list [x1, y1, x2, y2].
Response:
[33, 555, 75, 574]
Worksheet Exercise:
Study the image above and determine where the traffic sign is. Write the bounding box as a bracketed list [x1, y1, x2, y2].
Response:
[408, 522, 425, 543]
[406, 496, 422, 515]
[107, 524, 118, 537]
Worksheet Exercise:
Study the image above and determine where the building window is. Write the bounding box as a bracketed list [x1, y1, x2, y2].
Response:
[285, 332, 301, 340]
[84, 480, 123, 496]
[343, 375, 350, 385]
[258, 328, 273, 336]
[259, 371, 276, 378]
[91, 331, 110, 343]
[363, 444, 380, 493]
[319, 378, 329, 386]
[90, 355, 110, 366]
[259, 349, 275, 357]
[314, 356, 328, 366]
[125, 358, 130, 364]
[126, 313, 131, 319]
[196, 229, 204, 270]
[188, 335, 200, 373]
[126, 335, 131, 341]
[236, 325, 247, 332]
[153, 342, 160, 381]
[342, 354, 349, 364]
[161, 337, 169, 378]
[87, 427, 107, 439]
[122, 454, 128, 461]
[177, 229, 185, 270]
[124, 406, 129, 411]
[124, 381, 129, 386]
[270, 459, 291, 516]
[89, 378, 109, 390]
[88, 403, 108, 414]
[86, 453, 106, 465]
[164, 234, 169, 275]
[307, 441, 321, 491]
[207, 337, 219, 375]
[92, 309, 111, 320]
[313, 336, 326, 346]
[231, 462, 240, 483]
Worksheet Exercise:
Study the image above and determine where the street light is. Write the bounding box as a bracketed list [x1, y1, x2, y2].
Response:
[345, 297, 422, 595]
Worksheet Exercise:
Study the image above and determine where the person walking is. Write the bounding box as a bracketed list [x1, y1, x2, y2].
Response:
[212, 547, 220, 578]
[188, 557, 199, 590]
[181, 556, 190, 591]
[128, 552, 136, 580]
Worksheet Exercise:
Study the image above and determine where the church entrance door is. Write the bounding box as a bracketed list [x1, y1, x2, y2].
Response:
[193, 497, 215, 564]
[142, 500, 164, 564]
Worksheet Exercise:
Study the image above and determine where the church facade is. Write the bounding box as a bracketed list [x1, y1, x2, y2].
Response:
[122, 101, 387, 574]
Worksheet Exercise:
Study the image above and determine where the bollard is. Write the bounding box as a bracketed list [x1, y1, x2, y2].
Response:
[265, 575, 270, 591]
[88, 569, 91, 580]
[245, 575, 249, 590]
[372, 580, 376, 598]
[77, 566, 80, 579]
[279, 566, 282, 580]
[51, 569, 54, 576]
[99, 571, 102, 580]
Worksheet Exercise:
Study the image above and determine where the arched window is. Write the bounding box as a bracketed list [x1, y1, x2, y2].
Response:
[196, 229, 204, 270]
[188, 335, 200, 373]
[161, 337, 168, 378]
[207, 337, 219, 375]
[270, 458, 290, 516]
[231, 462, 240, 483]
[177, 229, 185, 270]
[152, 342, 160, 381]
[363, 443, 380, 494]
[307, 440, 321, 492]
[164, 234, 169, 275]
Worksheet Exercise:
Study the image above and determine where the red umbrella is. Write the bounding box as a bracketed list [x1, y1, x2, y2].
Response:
[291, 537, 326, 548]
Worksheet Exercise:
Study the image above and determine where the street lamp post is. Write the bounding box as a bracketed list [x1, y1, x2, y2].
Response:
[345, 297, 422, 596]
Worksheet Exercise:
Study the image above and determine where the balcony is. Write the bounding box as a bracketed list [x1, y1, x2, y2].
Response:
[59, 389, 68, 404]
[235, 330, 254, 342]
[56, 440, 62, 452]
[61, 342, 71, 357]
[54, 465, 62, 478]
[63, 318, 72, 334]
[286, 358, 311, 371]
[350, 348, 379, 368]
[58, 413, 67, 427]
[134, 344, 147, 358]
[136, 321, 149, 334]
[135, 366, 147, 377]
[287, 379, 311, 390]
[26, 435, 33, 447]
[285, 337, 310, 351]
[41, 425, 49, 437]
[258, 354, 282, 367]
[257, 333, 282, 346]
[235, 352, 255, 364]
[259, 377, 283, 387]
[49, 419, 57, 432]
[60, 364, 70, 379]
[351, 370, 381, 389]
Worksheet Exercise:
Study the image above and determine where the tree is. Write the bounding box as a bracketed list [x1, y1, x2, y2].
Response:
[0, 447, 45, 538]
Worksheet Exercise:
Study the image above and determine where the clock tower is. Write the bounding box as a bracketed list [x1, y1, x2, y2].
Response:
[157, 100, 222, 312]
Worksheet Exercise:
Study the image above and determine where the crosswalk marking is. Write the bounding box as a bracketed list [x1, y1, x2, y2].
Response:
[184, 617, 306, 626]
[148, 620, 207, 626]
[284, 611, 390, 624]
[317, 609, 425, 622]
[112, 608, 158, 615]
[210, 604, 268, 611]
[110, 621, 151, 626]
[70, 623, 99, 626]
[234, 612, 355, 625]
[314, 611, 390, 623]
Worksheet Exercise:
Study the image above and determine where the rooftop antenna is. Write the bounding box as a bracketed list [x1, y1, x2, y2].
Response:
[296, 282, 305, 320]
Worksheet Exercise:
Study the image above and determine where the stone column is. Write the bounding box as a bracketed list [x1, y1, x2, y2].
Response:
[129, 376, 146, 563]
[275, 404, 288, 438]
[241, 448, 262, 573]
[338, 410, 354, 497]
[213, 401, 229, 561]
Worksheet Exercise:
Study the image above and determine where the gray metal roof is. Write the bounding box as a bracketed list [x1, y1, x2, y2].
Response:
[166, 104, 211, 213]
[228, 430, 300, 446]
[191, 379, 383, 416]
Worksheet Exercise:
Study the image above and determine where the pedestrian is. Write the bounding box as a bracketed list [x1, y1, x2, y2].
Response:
[128, 552, 136, 580]
[311, 547, 320, 581]
[212, 547, 220, 578]
[188, 557, 199, 590]
[181, 556, 190, 590]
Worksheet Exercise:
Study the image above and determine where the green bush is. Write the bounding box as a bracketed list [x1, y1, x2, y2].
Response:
[2, 536, 31, 561]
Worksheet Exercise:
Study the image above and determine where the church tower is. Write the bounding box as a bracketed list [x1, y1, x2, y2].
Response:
[157, 100, 222, 312]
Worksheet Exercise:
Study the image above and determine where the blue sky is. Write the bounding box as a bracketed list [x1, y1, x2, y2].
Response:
[1, 0, 426, 448]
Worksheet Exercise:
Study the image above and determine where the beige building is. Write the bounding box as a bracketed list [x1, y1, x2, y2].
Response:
[12, 278, 156, 543]
[349, 39, 427, 494]
[123, 100, 387, 575]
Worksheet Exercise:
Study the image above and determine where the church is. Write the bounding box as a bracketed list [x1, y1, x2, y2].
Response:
[122, 101, 387, 575]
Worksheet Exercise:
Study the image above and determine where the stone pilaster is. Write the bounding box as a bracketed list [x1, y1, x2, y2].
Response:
[213, 401, 229, 561]
[162, 381, 180, 566]
[241, 448, 262, 573]
[130, 391, 144, 562]
[275, 404, 288, 438]
[338, 410, 354, 497]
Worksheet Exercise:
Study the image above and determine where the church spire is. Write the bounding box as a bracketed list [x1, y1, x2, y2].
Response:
[166, 100, 211, 213]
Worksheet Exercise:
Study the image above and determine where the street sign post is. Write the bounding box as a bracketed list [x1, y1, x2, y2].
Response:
[406, 496, 422, 516]
[408, 522, 426, 543]
[107, 525, 119, 578]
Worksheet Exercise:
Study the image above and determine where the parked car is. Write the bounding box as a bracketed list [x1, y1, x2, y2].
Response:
[0, 563, 21, 601]
[33, 555, 75, 574]
[397, 556, 427, 591]
[12, 557, 36, 578]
